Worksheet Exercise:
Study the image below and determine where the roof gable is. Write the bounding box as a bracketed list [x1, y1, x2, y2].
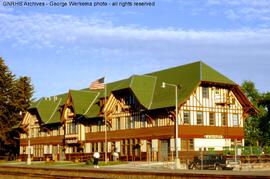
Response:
[28, 94, 67, 124]
[201, 62, 235, 85]
[69, 90, 101, 118]
[35, 98, 61, 124]
[147, 61, 201, 109]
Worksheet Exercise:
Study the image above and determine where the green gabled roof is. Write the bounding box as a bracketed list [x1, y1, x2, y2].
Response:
[46, 94, 68, 124]
[201, 62, 235, 84]
[147, 61, 236, 109]
[107, 78, 131, 92]
[28, 61, 238, 122]
[130, 75, 156, 109]
[147, 61, 201, 109]
[70, 61, 237, 115]
[29, 93, 67, 124]
[29, 98, 43, 109]
[99, 75, 157, 109]
[69, 90, 101, 118]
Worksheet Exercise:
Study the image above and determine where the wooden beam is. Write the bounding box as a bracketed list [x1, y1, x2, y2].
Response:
[192, 92, 202, 106]
[145, 114, 154, 124]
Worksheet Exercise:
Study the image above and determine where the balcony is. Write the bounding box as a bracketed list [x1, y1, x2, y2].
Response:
[65, 133, 78, 144]
[215, 95, 231, 105]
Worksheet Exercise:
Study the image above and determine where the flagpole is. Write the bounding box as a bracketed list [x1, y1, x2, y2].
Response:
[104, 77, 108, 164]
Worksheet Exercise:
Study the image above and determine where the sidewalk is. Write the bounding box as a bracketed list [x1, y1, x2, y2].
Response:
[103, 161, 187, 170]
[233, 163, 270, 171]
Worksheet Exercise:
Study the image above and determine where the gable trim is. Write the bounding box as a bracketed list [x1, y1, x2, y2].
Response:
[143, 75, 157, 109]
[45, 98, 62, 124]
[83, 92, 100, 115]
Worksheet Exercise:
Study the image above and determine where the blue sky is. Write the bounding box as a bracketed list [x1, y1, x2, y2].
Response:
[1, 0, 270, 99]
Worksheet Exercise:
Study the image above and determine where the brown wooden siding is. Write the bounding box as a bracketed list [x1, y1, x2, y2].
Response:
[85, 125, 243, 142]
[20, 135, 64, 146]
[86, 126, 174, 141]
[179, 125, 243, 139]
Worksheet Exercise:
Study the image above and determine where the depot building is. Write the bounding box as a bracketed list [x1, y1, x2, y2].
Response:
[18, 61, 256, 162]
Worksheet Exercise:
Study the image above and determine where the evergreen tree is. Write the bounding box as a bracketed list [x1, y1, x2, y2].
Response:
[0, 58, 16, 143]
[14, 76, 34, 120]
[0, 57, 34, 154]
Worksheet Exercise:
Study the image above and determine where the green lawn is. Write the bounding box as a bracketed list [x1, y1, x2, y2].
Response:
[0, 160, 128, 168]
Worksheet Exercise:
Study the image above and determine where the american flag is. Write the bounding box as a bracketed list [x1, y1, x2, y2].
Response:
[89, 77, 105, 89]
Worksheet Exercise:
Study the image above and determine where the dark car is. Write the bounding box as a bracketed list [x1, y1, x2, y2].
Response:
[188, 154, 233, 170]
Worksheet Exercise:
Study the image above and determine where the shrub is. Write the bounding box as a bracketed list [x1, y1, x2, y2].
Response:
[85, 158, 94, 165]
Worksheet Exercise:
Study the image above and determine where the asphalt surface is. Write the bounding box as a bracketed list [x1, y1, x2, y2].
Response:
[1, 161, 270, 177]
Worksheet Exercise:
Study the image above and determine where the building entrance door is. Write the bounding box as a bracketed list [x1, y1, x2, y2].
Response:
[146, 140, 152, 162]
[160, 139, 169, 161]
[52, 145, 58, 161]
[59, 146, 66, 161]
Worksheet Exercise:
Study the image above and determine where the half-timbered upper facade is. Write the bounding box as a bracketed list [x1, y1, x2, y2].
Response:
[18, 61, 256, 162]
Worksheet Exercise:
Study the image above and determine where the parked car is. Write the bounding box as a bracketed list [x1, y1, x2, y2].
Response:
[188, 154, 233, 170]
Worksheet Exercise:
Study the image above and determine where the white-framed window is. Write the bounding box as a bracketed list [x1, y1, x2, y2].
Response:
[66, 122, 78, 134]
[221, 113, 227, 126]
[196, 112, 203, 125]
[126, 116, 131, 129]
[209, 112, 215, 126]
[215, 88, 220, 95]
[233, 114, 239, 126]
[131, 116, 135, 128]
[116, 117, 121, 130]
[202, 87, 209, 98]
[183, 110, 190, 124]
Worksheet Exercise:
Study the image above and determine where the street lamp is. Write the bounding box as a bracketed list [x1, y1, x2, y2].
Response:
[27, 125, 31, 165]
[19, 111, 31, 165]
[161, 82, 181, 169]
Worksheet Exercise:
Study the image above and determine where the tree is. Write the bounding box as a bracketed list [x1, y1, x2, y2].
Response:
[258, 92, 270, 146]
[0, 58, 16, 143]
[241, 80, 260, 105]
[14, 76, 34, 119]
[0, 57, 34, 154]
[6, 76, 34, 144]
[241, 80, 270, 146]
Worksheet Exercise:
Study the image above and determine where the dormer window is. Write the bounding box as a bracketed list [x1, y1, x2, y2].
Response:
[66, 122, 78, 134]
[114, 104, 122, 113]
[202, 87, 209, 98]
[215, 88, 220, 95]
